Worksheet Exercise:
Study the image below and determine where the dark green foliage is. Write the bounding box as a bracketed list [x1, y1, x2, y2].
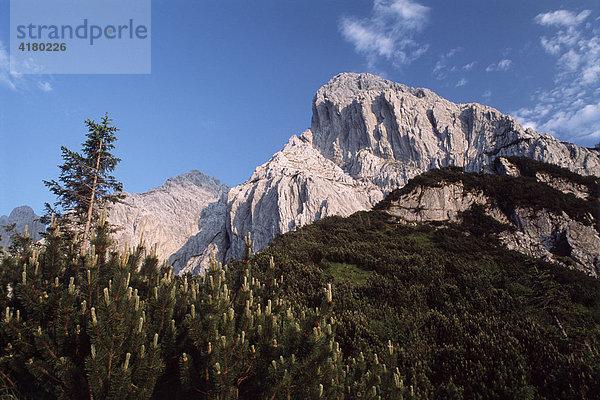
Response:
[43, 113, 124, 236]
[0, 214, 168, 399]
[2, 215, 409, 399]
[326, 262, 374, 286]
[249, 208, 600, 399]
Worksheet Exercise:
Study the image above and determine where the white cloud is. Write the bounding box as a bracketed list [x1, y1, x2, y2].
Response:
[0, 42, 22, 90]
[542, 101, 600, 140]
[497, 59, 512, 70]
[0, 40, 54, 92]
[534, 10, 591, 27]
[432, 47, 462, 80]
[462, 61, 476, 71]
[512, 9, 599, 144]
[455, 78, 467, 87]
[485, 59, 512, 72]
[38, 81, 53, 92]
[340, 0, 430, 68]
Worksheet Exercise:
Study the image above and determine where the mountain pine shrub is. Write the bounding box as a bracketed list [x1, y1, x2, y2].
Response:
[1, 216, 406, 399]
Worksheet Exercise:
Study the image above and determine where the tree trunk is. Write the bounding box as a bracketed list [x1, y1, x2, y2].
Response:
[82, 138, 103, 250]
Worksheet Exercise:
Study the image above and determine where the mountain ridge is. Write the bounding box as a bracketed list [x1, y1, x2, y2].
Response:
[168, 73, 598, 273]
[8, 72, 596, 274]
[107, 169, 229, 261]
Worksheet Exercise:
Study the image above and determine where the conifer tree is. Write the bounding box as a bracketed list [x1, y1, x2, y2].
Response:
[0, 213, 170, 399]
[43, 113, 124, 248]
[1, 224, 407, 399]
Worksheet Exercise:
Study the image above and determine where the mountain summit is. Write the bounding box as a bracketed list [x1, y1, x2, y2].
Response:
[0, 206, 45, 249]
[108, 73, 600, 274]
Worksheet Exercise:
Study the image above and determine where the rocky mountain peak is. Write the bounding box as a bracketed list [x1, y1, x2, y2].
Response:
[109, 72, 600, 275]
[107, 171, 229, 260]
[157, 169, 225, 192]
[315, 72, 443, 107]
[311, 73, 599, 188]
[314, 73, 406, 104]
[0, 205, 45, 249]
[8, 205, 37, 221]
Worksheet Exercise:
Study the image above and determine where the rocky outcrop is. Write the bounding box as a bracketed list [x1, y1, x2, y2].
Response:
[171, 132, 383, 274]
[0, 206, 45, 249]
[499, 209, 599, 275]
[107, 170, 229, 261]
[382, 169, 600, 277]
[111, 73, 600, 274]
[383, 183, 490, 223]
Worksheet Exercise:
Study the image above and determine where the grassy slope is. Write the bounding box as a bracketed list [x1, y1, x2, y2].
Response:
[240, 170, 600, 398]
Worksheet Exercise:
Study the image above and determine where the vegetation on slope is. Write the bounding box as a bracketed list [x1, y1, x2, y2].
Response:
[502, 156, 599, 198]
[0, 216, 411, 399]
[2, 143, 599, 399]
[247, 205, 600, 399]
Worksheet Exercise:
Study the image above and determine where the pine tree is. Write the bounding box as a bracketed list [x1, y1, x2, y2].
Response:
[0, 225, 407, 399]
[0, 213, 169, 399]
[43, 113, 124, 249]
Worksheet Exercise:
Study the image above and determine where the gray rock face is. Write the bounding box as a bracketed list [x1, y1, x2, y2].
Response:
[534, 172, 590, 199]
[383, 181, 600, 277]
[311, 73, 600, 189]
[171, 132, 383, 274]
[107, 170, 229, 261]
[112, 73, 600, 274]
[383, 183, 490, 222]
[500, 209, 599, 276]
[168, 192, 229, 274]
[0, 206, 45, 249]
[222, 132, 382, 265]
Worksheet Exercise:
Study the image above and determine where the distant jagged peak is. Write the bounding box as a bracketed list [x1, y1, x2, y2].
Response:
[6, 205, 37, 220]
[149, 169, 228, 194]
[0, 205, 45, 248]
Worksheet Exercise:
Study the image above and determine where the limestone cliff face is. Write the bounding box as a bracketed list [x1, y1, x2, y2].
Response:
[383, 183, 490, 222]
[109, 73, 599, 274]
[171, 132, 383, 274]
[311, 73, 599, 190]
[381, 161, 600, 277]
[499, 209, 599, 276]
[168, 193, 229, 274]
[0, 206, 45, 249]
[107, 170, 229, 261]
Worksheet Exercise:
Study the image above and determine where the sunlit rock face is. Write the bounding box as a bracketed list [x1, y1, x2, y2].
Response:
[108, 170, 229, 262]
[110, 73, 600, 274]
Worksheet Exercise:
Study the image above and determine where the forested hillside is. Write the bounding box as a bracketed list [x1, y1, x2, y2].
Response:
[1, 166, 599, 399]
[246, 189, 600, 398]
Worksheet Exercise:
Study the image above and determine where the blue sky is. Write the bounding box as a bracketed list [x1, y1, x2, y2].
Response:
[1, 0, 598, 215]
